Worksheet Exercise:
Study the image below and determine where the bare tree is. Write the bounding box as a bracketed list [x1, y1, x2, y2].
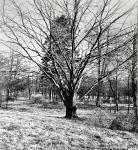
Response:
[0, 0, 136, 117]
[131, 33, 138, 131]
[0, 48, 25, 108]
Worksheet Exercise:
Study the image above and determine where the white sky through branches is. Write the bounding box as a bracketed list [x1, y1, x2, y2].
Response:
[0, 0, 137, 64]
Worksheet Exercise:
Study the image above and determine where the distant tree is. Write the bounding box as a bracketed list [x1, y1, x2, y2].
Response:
[0, 48, 29, 108]
[41, 15, 73, 102]
[9, 78, 28, 96]
[131, 33, 138, 131]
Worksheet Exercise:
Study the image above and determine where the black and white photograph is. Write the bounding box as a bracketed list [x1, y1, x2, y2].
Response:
[0, 0, 137, 149]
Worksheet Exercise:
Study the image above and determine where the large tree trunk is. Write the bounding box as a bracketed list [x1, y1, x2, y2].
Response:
[96, 38, 101, 107]
[66, 105, 78, 118]
[132, 33, 137, 115]
[131, 33, 138, 132]
[115, 74, 119, 111]
[108, 78, 119, 111]
[96, 83, 100, 106]
[64, 91, 78, 118]
[132, 80, 138, 117]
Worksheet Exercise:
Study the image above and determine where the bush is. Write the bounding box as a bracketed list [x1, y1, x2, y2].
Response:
[30, 94, 44, 104]
[109, 113, 136, 131]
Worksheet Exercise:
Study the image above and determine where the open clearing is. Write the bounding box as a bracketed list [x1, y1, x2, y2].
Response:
[0, 98, 138, 150]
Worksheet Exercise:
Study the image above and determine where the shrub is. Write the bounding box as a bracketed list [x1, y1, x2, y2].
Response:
[30, 94, 44, 104]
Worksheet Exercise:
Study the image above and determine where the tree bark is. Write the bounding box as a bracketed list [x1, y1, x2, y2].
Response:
[96, 80, 102, 107]
[6, 87, 10, 109]
[96, 83, 100, 106]
[115, 51, 119, 111]
[64, 91, 78, 118]
[127, 75, 130, 113]
[132, 81, 137, 116]
[28, 75, 31, 99]
[96, 37, 101, 107]
[66, 105, 78, 118]
[108, 78, 119, 111]
[132, 33, 137, 117]
[131, 33, 138, 132]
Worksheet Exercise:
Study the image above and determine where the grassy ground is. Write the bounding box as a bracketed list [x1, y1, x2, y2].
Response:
[0, 98, 138, 150]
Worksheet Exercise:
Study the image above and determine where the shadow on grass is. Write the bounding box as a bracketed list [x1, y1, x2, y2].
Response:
[46, 115, 88, 123]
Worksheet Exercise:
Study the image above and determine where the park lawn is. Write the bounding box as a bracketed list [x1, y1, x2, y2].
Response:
[0, 99, 137, 150]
